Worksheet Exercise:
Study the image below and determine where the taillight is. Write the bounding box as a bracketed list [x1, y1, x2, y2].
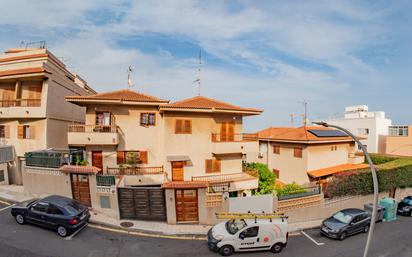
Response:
[69, 218, 78, 225]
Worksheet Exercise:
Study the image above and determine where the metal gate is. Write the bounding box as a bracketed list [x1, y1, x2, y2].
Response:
[118, 187, 166, 221]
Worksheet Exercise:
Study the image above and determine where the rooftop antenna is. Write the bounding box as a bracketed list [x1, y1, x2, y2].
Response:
[290, 114, 294, 126]
[20, 40, 47, 49]
[193, 48, 202, 96]
[301, 101, 308, 126]
[127, 65, 134, 87]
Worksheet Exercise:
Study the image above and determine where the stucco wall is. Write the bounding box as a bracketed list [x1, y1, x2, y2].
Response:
[0, 163, 8, 185]
[385, 126, 412, 156]
[89, 175, 120, 219]
[229, 194, 274, 213]
[306, 143, 350, 171]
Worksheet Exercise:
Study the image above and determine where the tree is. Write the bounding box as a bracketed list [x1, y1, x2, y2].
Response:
[244, 163, 276, 195]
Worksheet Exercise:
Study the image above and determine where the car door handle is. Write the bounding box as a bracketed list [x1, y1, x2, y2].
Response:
[257, 238, 260, 242]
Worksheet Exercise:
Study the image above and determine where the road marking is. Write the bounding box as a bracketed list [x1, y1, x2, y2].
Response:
[63, 224, 88, 240]
[0, 204, 15, 212]
[88, 223, 207, 241]
[301, 230, 325, 246]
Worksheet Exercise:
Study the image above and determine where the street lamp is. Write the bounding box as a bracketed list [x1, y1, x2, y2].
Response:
[312, 121, 378, 257]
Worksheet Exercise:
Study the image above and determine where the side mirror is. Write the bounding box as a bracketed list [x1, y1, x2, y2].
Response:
[239, 234, 245, 240]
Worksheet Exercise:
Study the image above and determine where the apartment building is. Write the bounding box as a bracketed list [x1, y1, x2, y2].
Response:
[62, 89, 262, 224]
[255, 126, 367, 185]
[384, 125, 412, 156]
[325, 105, 392, 153]
[0, 47, 96, 184]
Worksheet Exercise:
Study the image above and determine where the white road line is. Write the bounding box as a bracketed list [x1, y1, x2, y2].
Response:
[63, 224, 88, 240]
[0, 199, 11, 205]
[0, 204, 15, 212]
[301, 230, 325, 246]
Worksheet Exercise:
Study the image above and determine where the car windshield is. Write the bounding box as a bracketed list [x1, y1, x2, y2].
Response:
[64, 201, 84, 216]
[332, 211, 353, 224]
[225, 219, 247, 235]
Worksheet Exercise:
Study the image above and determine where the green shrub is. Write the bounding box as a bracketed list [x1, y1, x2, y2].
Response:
[275, 183, 306, 197]
[244, 163, 275, 195]
[369, 154, 397, 165]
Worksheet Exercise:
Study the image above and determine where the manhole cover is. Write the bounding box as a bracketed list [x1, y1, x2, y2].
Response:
[120, 222, 134, 228]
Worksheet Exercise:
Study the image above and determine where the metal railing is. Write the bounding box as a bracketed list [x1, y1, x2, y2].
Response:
[192, 172, 253, 184]
[207, 182, 231, 193]
[0, 99, 41, 107]
[25, 156, 65, 168]
[277, 185, 321, 201]
[211, 133, 258, 142]
[68, 124, 118, 133]
[96, 175, 116, 186]
[106, 166, 164, 175]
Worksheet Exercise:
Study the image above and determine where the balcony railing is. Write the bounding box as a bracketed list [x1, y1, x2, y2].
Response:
[0, 99, 41, 107]
[68, 124, 118, 133]
[106, 166, 164, 176]
[211, 133, 258, 142]
[192, 172, 255, 184]
[96, 175, 116, 186]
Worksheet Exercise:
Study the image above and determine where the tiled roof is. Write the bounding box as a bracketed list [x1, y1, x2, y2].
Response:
[257, 126, 354, 143]
[59, 165, 101, 174]
[0, 67, 49, 77]
[66, 89, 169, 103]
[162, 181, 209, 189]
[160, 95, 263, 114]
[307, 163, 370, 178]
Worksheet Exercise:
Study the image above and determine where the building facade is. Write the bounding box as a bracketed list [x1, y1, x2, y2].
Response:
[325, 105, 392, 153]
[255, 126, 366, 185]
[0, 48, 96, 185]
[384, 125, 412, 156]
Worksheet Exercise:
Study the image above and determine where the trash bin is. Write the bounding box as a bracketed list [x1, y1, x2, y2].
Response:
[379, 197, 397, 222]
[364, 203, 385, 222]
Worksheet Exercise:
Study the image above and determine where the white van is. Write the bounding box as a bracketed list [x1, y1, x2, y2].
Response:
[207, 218, 288, 256]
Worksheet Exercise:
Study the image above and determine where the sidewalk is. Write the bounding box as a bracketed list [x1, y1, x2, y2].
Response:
[0, 185, 322, 237]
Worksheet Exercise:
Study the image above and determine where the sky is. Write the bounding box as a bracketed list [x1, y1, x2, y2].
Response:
[0, 0, 411, 132]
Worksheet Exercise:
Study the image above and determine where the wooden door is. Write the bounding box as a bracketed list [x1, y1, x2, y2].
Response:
[92, 151, 103, 171]
[172, 161, 184, 181]
[70, 174, 91, 206]
[175, 189, 198, 222]
[220, 121, 235, 142]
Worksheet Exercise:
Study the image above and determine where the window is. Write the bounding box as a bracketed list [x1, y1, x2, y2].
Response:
[0, 125, 8, 138]
[273, 169, 280, 179]
[240, 226, 259, 238]
[175, 119, 192, 134]
[116, 151, 148, 165]
[273, 145, 280, 154]
[205, 159, 221, 173]
[100, 196, 111, 209]
[0, 170, 4, 182]
[358, 144, 367, 150]
[46, 204, 63, 215]
[18, 125, 34, 139]
[140, 113, 156, 126]
[95, 111, 111, 126]
[293, 147, 303, 158]
[32, 202, 48, 213]
[331, 145, 337, 151]
[389, 126, 409, 137]
[357, 128, 370, 135]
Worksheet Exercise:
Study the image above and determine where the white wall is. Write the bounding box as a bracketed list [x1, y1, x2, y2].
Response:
[229, 194, 274, 213]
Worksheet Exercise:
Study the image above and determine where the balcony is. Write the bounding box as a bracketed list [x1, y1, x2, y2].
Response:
[68, 124, 119, 146]
[192, 172, 258, 192]
[211, 133, 258, 155]
[107, 166, 165, 186]
[106, 166, 164, 175]
[0, 99, 44, 118]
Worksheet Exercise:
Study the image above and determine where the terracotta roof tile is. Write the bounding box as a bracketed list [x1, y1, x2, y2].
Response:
[66, 89, 169, 103]
[160, 95, 262, 114]
[0, 67, 49, 77]
[59, 165, 101, 174]
[257, 126, 354, 143]
[162, 181, 209, 189]
[307, 163, 369, 178]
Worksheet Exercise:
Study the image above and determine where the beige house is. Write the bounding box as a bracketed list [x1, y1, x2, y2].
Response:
[0, 48, 96, 185]
[255, 126, 367, 185]
[62, 89, 262, 224]
[384, 125, 412, 156]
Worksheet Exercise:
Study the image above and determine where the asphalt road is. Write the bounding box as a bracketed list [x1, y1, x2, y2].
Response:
[0, 202, 411, 257]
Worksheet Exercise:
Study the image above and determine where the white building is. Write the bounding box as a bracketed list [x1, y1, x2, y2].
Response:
[325, 105, 392, 153]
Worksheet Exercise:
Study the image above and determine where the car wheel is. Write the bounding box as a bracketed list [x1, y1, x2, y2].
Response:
[219, 245, 234, 256]
[339, 231, 347, 241]
[57, 226, 68, 237]
[15, 214, 25, 225]
[270, 243, 284, 253]
[363, 225, 370, 233]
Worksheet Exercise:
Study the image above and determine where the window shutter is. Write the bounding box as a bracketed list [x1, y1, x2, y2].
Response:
[29, 126, 35, 139]
[213, 160, 221, 172]
[116, 151, 125, 164]
[228, 122, 235, 141]
[175, 120, 182, 134]
[184, 120, 192, 134]
[205, 159, 213, 173]
[294, 147, 302, 158]
[4, 125, 9, 138]
[220, 122, 227, 141]
[140, 151, 148, 164]
[17, 125, 24, 139]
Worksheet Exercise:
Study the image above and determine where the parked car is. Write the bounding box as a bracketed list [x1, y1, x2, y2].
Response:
[397, 196, 412, 216]
[320, 208, 371, 240]
[207, 218, 288, 256]
[11, 195, 90, 237]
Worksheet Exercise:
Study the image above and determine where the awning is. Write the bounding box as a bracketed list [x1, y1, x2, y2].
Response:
[162, 181, 208, 189]
[212, 152, 243, 157]
[59, 165, 101, 174]
[307, 163, 370, 178]
[166, 155, 191, 162]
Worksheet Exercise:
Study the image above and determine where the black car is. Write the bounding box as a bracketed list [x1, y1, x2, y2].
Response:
[397, 196, 412, 216]
[11, 195, 90, 237]
[320, 208, 371, 240]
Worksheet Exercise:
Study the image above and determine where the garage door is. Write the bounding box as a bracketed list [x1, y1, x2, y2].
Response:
[175, 189, 198, 222]
[118, 187, 166, 221]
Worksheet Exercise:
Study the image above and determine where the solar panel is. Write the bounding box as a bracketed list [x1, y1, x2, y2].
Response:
[308, 129, 348, 137]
